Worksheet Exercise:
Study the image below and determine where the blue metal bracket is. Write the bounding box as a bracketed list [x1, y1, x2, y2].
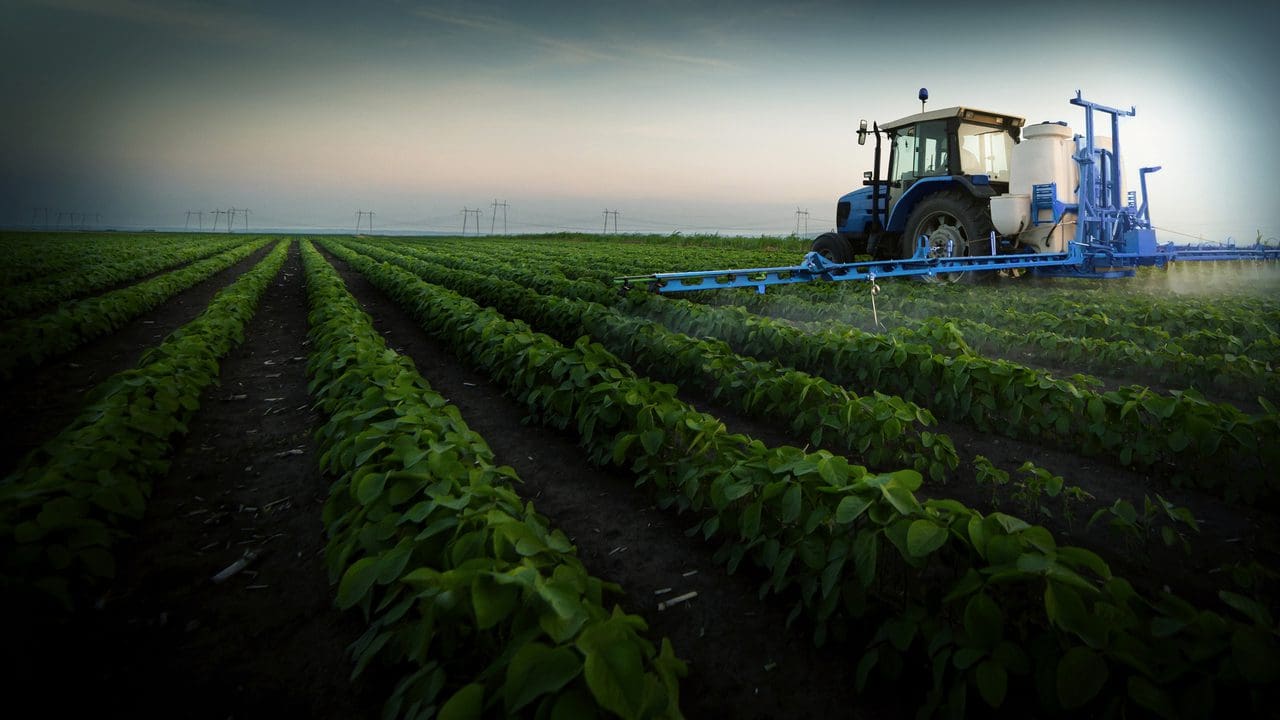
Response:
[1030, 182, 1074, 226]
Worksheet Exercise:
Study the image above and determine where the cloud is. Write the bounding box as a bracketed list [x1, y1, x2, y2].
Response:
[23, 0, 282, 44]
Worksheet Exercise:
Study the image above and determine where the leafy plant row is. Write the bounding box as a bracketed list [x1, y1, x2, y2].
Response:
[368, 239, 1280, 501]
[325, 238, 1280, 719]
[0, 235, 254, 320]
[624, 292, 1280, 503]
[0, 238, 271, 380]
[431, 236, 1280, 366]
[0, 232, 212, 287]
[299, 240, 685, 720]
[336, 238, 958, 481]
[717, 285, 1280, 372]
[0, 239, 289, 610]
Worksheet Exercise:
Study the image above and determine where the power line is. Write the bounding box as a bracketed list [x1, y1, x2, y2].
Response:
[490, 199, 509, 234]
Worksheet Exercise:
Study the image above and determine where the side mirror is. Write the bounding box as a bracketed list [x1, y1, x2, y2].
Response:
[857, 119, 868, 146]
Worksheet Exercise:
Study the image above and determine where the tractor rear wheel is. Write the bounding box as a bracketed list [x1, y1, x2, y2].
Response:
[901, 191, 994, 284]
[811, 232, 853, 263]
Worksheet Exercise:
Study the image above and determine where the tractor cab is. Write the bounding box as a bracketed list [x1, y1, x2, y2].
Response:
[880, 107, 1023, 202]
[819, 103, 1025, 268]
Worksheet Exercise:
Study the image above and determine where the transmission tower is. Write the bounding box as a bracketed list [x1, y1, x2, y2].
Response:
[355, 210, 375, 234]
[211, 208, 228, 231]
[795, 208, 809, 238]
[490, 199, 509, 234]
[227, 207, 238, 233]
[240, 208, 251, 231]
[602, 209, 619, 233]
[461, 208, 482, 235]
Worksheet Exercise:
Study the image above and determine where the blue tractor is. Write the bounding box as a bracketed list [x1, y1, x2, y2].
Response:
[616, 90, 1279, 294]
[812, 88, 1026, 281]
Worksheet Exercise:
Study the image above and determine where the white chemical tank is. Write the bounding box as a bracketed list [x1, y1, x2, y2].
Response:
[992, 122, 1078, 252]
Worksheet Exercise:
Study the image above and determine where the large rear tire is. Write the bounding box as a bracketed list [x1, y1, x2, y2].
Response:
[901, 190, 994, 284]
[811, 232, 853, 263]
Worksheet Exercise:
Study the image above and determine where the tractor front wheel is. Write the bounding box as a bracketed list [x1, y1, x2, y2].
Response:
[901, 191, 994, 284]
[811, 232, 853, 264]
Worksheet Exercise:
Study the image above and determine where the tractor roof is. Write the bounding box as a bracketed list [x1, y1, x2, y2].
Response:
[881, 106, 1026, 132]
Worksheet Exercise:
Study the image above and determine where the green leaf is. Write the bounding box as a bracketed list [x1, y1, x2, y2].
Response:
[577, 620, 647, 719]
[975, 659, 1007, 708]
[504, 642, 583, 714]
[740, 501, 762, 540]
[852, 529, 877, 589]
[1219, 590, 1274, 627]
[964, 593, 1002, 649]
[1056, 646, 1108, 709]
[906, 520, 948, 558]
[438, 682, 484, 720]
[881, 484, 922, 516]
[640, 429, 664, 455]
[472, 572, 521, 630]
[337, 556, 381, 610]
[780, 485, 802, 524]
[356, 471, 388, 505]
[835, 494, 871, 524]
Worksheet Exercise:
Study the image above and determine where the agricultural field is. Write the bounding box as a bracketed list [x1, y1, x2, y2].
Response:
[2, 230, 1278, 719]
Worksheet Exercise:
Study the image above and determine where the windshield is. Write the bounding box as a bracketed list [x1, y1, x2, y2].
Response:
[957, 123, 1015, 180]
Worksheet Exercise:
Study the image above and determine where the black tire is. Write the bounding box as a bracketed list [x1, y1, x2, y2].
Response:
[811, 232, 853, 263]
[900, 190, 995, 284]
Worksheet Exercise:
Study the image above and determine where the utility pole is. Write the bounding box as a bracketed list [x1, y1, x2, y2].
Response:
[795, 208, 810, 238]
[490, 199, 509, 234]
[602, 209, 619, 233]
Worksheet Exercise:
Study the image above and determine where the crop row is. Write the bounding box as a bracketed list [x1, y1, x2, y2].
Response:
[626, 294, 1279, 502]
[433, 236, 1279, 365]
[0, 235, 255, 320]
[324, 237, 1280, 718]
[0, 238, 271, 380]
[715, 285, 1280, 371]
[0, 239, 288, 610]
[334, 238, 957, 482]
[300, 240, 684, 719]
[0, 233, 202, 286]
[367, 239, 1280, 503]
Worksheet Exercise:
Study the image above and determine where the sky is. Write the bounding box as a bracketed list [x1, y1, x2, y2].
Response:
[1, 0, 1278, 241]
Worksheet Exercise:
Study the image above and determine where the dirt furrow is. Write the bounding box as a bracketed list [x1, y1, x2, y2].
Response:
[321, 248, 888, 720]
[0, 243, 274, 477]
[14, 243, 376, 718]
